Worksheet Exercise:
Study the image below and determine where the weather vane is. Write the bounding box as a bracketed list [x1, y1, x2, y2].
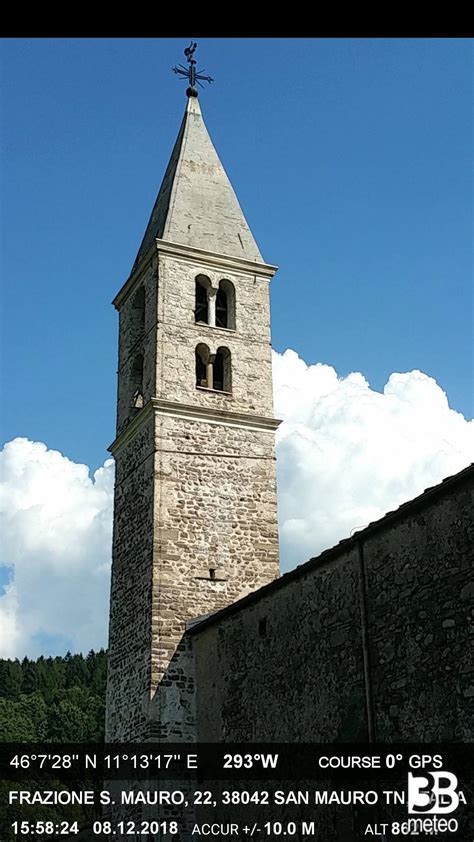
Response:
[172, 41, 214, 97]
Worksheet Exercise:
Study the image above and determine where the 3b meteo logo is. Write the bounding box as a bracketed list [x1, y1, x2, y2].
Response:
[408, 771, 461, 814]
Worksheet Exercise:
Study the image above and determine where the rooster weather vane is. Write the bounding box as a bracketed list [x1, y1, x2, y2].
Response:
[173, 41, 214, 97]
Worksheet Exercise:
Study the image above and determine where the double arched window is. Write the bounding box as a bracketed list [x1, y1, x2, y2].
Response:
[195, 344, 232, 393]
[195, 276, 235, 330]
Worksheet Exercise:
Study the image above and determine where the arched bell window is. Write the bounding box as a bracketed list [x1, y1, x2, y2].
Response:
[131, 353, 144, 408]
[195, 343, 211, 388]
[213, 347, 232, 392]
[216, 279, 236, 330]
[195, 275, 211, 324]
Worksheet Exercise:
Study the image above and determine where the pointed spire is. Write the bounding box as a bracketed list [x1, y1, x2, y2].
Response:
[133, 96, 263, 269]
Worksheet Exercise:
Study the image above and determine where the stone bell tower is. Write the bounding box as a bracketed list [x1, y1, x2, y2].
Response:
[105, 67, 280, 740]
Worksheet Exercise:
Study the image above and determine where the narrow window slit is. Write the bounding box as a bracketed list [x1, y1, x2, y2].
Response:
[131, 353, 144, 409]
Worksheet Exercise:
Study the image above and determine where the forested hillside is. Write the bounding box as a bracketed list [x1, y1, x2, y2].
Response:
[0, 651, 107, 741]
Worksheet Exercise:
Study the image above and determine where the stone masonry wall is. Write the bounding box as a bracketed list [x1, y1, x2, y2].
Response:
[190, 469, 473, 742]
[365, 480, 473, 741]
[147, 414, 279, 739]
[105, 413, 155, 741]
[193, 544, 365, 742]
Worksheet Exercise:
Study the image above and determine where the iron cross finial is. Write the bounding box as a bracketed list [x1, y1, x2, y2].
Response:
[172, 41, 214, 98]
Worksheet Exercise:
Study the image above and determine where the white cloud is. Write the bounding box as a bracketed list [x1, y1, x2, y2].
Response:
[1, 354, 473, 657]
[273, 349, 473, 570]
[0, 438, 114, 658]
[0, 580, 20, 659]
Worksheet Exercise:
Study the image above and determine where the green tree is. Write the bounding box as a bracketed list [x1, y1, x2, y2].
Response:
[0, 659, 22, 699]
[0, 651, 107, 741]
[22, 660, 38, 694]
[47, 698, 91, 741]
[65, 653, 89, 688]
[0, 698, 36, 741]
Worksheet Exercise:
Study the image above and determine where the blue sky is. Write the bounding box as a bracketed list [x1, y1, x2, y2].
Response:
[2, 37, 473, 471]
